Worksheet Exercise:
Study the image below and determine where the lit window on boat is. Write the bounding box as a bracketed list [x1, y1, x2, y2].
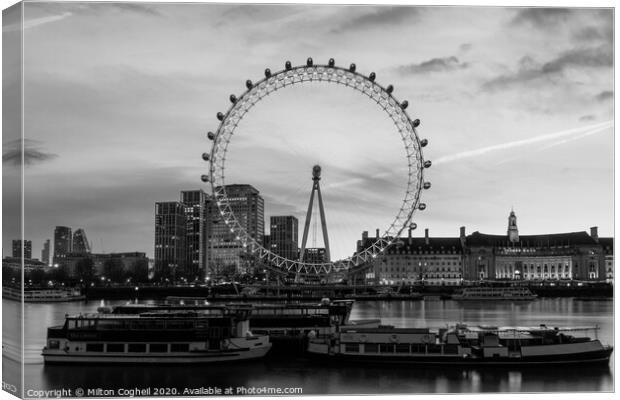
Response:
[345, 343, 359, 353]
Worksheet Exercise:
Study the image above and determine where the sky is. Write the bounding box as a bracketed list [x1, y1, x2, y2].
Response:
[2, 3, 614, 261]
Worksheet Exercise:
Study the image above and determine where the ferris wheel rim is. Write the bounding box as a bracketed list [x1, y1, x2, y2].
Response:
[205, 60, 429, 275]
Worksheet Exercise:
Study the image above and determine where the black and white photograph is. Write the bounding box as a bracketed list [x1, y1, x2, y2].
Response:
[1, 1, 615, 398]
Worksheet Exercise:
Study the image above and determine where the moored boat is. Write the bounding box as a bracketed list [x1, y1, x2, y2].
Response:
[3, 286, 85, 302]
[42, 305, 271, 364]
[307, 323, 612, 366]
[452, 286, 537, 301]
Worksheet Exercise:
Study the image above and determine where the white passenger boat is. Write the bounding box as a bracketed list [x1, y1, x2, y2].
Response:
[42, 305, 271, 364]
[3, 286, 86, 302]
[452, 286, 537, 301]
[308, 323, 612, 366]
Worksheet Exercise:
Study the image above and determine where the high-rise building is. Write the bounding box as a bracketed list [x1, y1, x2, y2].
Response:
[207, 184, 264, 277]
[72, 228, 91, 254]
[41, 239, 50, 266]
[181, 189, 208, 280]
[154, 202, 186, 280]
[269, 216, 299, 261]
[53, 226, 72, 266]
[12, 239, 32, 259]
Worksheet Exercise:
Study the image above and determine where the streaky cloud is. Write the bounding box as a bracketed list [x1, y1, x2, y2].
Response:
[397, 56, 469, 75]
[434, 121, 613, 166]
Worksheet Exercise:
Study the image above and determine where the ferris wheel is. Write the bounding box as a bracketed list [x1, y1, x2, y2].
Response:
[201, 58, 431, 276]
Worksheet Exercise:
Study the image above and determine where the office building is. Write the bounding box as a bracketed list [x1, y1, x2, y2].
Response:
[269, 216, 299, 261]
[41, 239, 50, 266]
[72, 228, 91, 254]
[181, 189, 208, 280]
[12, 239, 32, 259]
[154, 202, 186, 280]
[207, 184, 264, 277]
[53, 226, 72, 266]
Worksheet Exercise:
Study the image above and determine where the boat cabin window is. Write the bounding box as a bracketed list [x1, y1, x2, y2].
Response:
[47, 340, 60, 349]
[149, 344, 168, 353]
[106, 343, 125, 352]
[344, 343, 359, 353]
[395, 344, 410, 353]
[170, 343, 189, 352]
[379, 344, 395, 353]
[128, 344, 147, 353]
[411, 344, 424, 353]
[364, 343, 378, 353]
[427, 344, 442, 353]
[86, 343, 104, 352]
[166, 321, 195, 330]
[98, 320, 128, 330]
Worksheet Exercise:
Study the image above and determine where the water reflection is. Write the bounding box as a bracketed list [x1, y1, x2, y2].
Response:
[4, 298, 613, 394]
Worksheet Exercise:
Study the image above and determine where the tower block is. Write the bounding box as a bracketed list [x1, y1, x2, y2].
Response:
[300, 165, 331, 262]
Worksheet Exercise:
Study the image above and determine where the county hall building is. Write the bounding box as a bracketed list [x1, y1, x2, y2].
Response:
[359, 210, 612, 285]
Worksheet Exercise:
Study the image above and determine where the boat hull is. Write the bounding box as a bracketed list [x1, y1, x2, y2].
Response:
[43, 345, 271, 365]
[307, 346, 613, 366]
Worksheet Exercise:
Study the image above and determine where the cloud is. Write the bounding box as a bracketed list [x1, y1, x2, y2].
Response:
[2, 139, 58, 166]
[3, 12, 72, 32]
[511, 8, 572, 28]
[595, 90, 613, 102]
[459, 43, 472, 52]
[482, 46, 612, 91]
[434, 121, 613, 166]
[332, 6, 420, 33]
[579, 115, 596, 122]
[397, 56, 469, 75]
[541, 45, 612, 73]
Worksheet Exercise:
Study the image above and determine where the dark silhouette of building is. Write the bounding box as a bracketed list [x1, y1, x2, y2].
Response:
[41, 239, 50, 266]
[181, 190, 208, 280]
[53, 226, 72, 266]
[12, 239, 32, 259]
[302, 248, 327, 264]
[72, 228, 91, 254]
[207, 184, 264, 278]
[154, 202, 186, 280]
[269, 216, 299, 261]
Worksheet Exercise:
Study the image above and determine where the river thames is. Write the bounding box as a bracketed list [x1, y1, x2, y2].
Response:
[2, 297, 614, 396]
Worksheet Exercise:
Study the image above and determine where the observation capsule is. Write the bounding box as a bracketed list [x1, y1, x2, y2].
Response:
[245, 80, 253, 89]
[207, 131, 215, 140]
[264, 68, 271, 78]
[216, 112, 225, 121]
[229, 94, 237, 104]
[349, 63, 356, 72]
[424, 160, 432, 168]
[423, 182, 431, 190]
[409, 223, 417, 230]
[418, 203, 427, 211]
[306, 57, 313, 67]
[401, 100, 409, 110]
[369, 72, 376, 82]
[285, 61, 292, 70]
[202, 153, 210, 161]
[201, 175, 209, 183]
[328, 58, 335, 67]
[386, 85, 394, 94]
[412, 119, 421, 128]
[420, 139, 428, 147]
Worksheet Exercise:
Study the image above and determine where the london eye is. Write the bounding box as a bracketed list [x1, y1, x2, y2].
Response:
[201, 58, 431, 276]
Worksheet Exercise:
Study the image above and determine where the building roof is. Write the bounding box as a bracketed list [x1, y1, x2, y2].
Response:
[465, 231, 598, 247]
[360, 236, 463, 254]
[599, 237, 613, 252]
